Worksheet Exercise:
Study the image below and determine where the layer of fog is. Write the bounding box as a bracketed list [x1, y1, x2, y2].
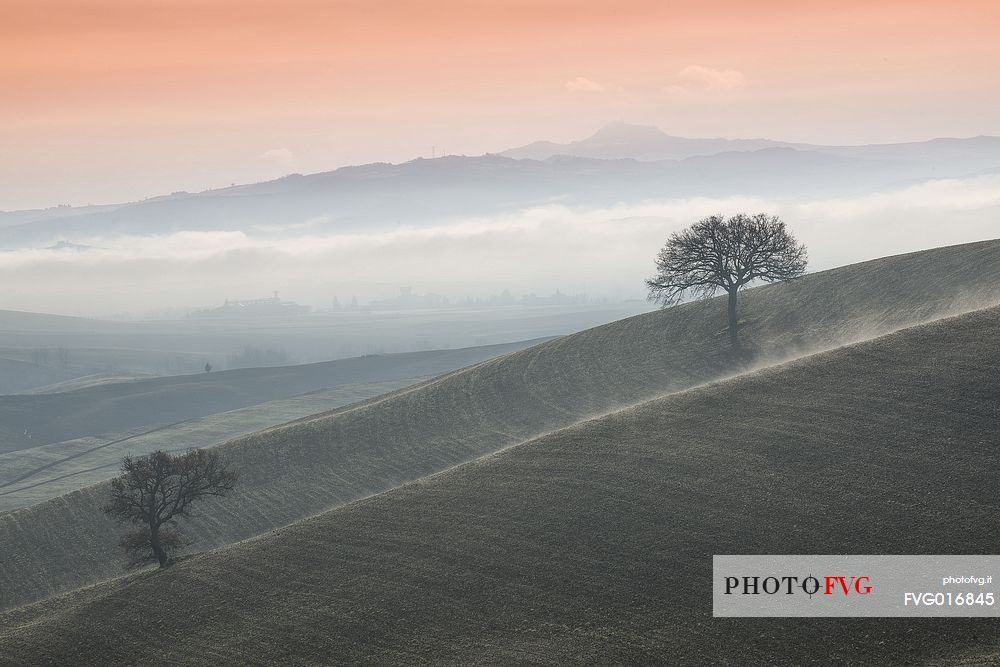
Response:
[1, 174, 998, 318]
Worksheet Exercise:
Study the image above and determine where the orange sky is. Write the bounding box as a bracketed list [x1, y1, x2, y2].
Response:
[3, 0, 999, 209]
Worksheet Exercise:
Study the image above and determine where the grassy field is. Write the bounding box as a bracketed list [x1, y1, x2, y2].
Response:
[2, 301, 998, 664]
[0, 239, 998, 616]
[0, 338, 541, 454]
[0, 378, 422, 512]
[27, 372, 159, 394]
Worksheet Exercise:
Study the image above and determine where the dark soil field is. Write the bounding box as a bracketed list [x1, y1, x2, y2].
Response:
[2, 300, 998, 665]
[0, 240, 998, 616]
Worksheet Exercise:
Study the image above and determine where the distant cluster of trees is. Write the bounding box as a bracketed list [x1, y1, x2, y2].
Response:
[364, 288, 449, 311]
[331, 288, 605, 313]
[517, 290, 599, 307]
[28, 346, 215, 376]
[330, 296, 368, 313]
[225, 346, 293, 369]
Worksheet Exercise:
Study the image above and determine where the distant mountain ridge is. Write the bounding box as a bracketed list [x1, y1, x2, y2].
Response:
[500, 121, 1000, 163]
[501, 121, 802, 160]
[2, 124, 999, 248]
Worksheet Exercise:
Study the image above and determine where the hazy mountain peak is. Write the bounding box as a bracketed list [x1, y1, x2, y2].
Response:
[501, 122, 794, 161]
[584, 122, 673, 144]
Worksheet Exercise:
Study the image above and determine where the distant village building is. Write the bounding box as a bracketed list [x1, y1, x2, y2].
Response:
[191, 292, 310, 318]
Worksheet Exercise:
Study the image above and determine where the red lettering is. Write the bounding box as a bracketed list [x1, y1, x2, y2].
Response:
[824, 576, 846, 595]
[824, 575, 872, 595]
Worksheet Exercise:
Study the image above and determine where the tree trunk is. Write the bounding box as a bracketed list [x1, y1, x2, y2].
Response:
[149, 525, 169, 568]
[727, 289, 739, 348]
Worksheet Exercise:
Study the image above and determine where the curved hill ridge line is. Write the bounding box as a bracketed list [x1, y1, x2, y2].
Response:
[1, 239, 999, 613]
[0, 419, 201, 491]
[0, 337, 546, 454]
[0, 378, 427, 507]
[28, 372, 159, 395]
[3, 301, 998, 664]
[284, 298, 1000, 519]
[0, 370, 460, 511]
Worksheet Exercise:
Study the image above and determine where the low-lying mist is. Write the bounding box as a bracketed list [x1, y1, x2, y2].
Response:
[2, 174, 998, 318]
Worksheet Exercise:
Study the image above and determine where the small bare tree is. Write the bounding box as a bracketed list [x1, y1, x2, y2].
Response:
[103, 449, 237, 568]
[646, 213, 807, 347]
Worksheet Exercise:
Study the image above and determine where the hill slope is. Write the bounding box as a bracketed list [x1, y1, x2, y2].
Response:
[0, 240, 999, 613]
[2, 302, 998, 664]
[0, 378, 421, 512]
[0, 357, 70, 401]
[0, 338, 541, 453]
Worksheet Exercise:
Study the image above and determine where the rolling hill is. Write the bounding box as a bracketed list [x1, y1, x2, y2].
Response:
[0, 338, 543, 454]
[0, 378, 422, 512]
[0, 239, 997, 615]
[2, 294, 998, 664]
[27, 372, 159, 394]
[0, 357, 71, 401]
[0, 304, 645, 395]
